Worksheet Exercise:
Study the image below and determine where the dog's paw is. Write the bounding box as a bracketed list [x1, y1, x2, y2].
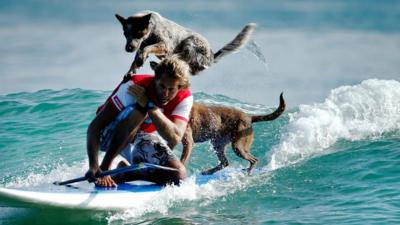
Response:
[150, 61, 159, 70]
[128, 68, 136, 74]
[242, 168, 253, 175]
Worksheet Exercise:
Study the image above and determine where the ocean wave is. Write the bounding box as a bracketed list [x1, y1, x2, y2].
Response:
[267, 79, 400, 170]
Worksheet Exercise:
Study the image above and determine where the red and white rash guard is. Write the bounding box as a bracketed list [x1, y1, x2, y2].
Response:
[98, 74, 193, 134]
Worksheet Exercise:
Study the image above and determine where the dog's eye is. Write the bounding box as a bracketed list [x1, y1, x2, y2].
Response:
[132, 31, 145, 38]
[138, 31, 146, 36]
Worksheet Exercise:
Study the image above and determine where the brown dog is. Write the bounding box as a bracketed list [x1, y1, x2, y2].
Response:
[181, 93, 286, 175]
[115, 11, 256, 75]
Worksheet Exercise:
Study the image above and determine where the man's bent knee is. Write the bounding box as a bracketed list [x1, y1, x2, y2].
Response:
[176, 165, 187, 180]
[166, 159, 187, 184]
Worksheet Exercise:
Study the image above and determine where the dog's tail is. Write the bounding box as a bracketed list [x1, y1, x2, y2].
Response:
[251, 93, 286, 123]
[213, 23, 257, 63]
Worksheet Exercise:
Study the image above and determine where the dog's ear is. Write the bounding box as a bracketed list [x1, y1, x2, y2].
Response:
[150, 61, 159, 71]
[137, 14, 152, 29]
[115, 14, 126, 25]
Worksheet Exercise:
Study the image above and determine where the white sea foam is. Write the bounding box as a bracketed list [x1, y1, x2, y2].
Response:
[5, 162, 87, 188]
[106, 168, 255, 223]
[267, 79, 400, 170]
[4, 157, 261, 221]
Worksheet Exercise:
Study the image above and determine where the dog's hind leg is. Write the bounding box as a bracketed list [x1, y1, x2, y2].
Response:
[201, 142, 229, 175]
[174, 35, 213, 75]
[231, 128, 258, 175]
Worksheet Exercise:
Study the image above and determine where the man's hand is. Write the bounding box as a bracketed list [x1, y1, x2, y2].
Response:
[85, 168, 117, 187]
[128, 84, 148, 108]
[95, 176, 117, 187]
[85, 167, 101, 183]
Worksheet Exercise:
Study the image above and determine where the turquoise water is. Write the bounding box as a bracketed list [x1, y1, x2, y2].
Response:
[0, 79, 399, 224]
[1, 0, 400, 224]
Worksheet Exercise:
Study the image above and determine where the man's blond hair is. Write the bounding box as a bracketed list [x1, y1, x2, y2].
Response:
[153, 55, 191, 89]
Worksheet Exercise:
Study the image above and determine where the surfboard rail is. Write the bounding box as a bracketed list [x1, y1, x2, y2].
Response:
[0, 185, 161, 210]
[0, 168, 240, 210]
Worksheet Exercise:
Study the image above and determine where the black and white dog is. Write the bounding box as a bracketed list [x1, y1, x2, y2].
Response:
[115, 11, 256, 75]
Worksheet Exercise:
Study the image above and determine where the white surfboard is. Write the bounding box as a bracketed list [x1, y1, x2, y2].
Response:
[0, 173, 226, 210]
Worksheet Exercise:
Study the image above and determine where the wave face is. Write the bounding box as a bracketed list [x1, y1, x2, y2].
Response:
[268, 79, 400, 170]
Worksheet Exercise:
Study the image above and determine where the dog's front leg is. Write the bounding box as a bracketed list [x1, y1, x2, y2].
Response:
[129, 42, 168, 73]
[133, 48, 148, 69]
[128, 49, 145, 74]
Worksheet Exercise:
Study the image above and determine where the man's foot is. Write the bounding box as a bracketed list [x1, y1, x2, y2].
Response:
[95, 175, 117, 187]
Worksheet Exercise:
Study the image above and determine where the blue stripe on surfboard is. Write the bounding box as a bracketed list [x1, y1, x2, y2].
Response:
[54, 163, 178, 186]
[95, 183, 163, 192]
[93, 172, 233, 192]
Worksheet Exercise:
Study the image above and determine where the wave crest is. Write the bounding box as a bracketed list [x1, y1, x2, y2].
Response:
[268, 79, 400, 170]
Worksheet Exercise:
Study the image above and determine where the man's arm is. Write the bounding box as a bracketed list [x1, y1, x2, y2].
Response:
[148, 108, 188, 148]
[127, 84, 191, 148]
[99, 108, 146, 170]
[86, 102, 118, 178]
[86, 107, 145, 188]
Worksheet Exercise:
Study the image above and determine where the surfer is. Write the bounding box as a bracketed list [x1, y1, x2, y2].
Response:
[85, 56, 193, 187]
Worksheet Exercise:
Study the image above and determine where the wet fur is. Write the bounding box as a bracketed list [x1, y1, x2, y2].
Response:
[116, 11, 256, 75]
[181, 93, 286, 175]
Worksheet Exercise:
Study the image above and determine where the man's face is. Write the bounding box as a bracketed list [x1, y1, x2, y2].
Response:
[155, 73, 181, 105]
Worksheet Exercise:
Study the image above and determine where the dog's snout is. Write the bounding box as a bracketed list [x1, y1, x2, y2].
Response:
[125, 44, 134, 52]
[125, 40, 139, 52]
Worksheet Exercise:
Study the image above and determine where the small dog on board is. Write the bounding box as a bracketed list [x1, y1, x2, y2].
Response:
[115, 11, 256, 75]
[182, 94, 286, 175]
